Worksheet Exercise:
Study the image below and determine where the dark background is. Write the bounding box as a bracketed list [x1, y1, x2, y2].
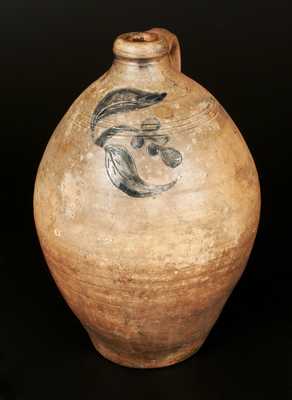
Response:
[0, 1, 290, 399]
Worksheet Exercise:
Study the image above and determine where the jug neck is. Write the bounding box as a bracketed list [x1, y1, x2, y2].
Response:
[109, 54, 175, 82]
[107, 29, 181, 83]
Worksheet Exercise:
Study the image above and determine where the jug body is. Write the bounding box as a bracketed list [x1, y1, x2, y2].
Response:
[34, 29, 260, 368]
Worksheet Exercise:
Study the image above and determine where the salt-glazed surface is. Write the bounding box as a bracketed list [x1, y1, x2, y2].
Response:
[34, 28, 260, 368]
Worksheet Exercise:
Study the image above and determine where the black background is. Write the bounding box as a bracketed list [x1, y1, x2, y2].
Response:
[0, 1, 290, 399]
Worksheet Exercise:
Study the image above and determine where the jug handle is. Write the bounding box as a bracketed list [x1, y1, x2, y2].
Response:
[147, 28, 181, 72]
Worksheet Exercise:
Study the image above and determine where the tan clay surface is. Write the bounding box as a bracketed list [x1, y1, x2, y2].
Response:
[33, 29, 261, 368]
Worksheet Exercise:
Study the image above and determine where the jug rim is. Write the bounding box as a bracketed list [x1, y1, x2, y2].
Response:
[113, 31, 169, 60]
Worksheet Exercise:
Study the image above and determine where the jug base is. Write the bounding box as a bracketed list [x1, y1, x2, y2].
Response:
[89, 333, 203, 368]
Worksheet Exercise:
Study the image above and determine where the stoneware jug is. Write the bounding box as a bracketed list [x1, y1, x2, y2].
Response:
[34, 28, 261, 368]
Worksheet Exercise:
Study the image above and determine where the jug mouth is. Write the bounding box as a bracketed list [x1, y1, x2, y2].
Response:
[113, 31, 169, 61]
